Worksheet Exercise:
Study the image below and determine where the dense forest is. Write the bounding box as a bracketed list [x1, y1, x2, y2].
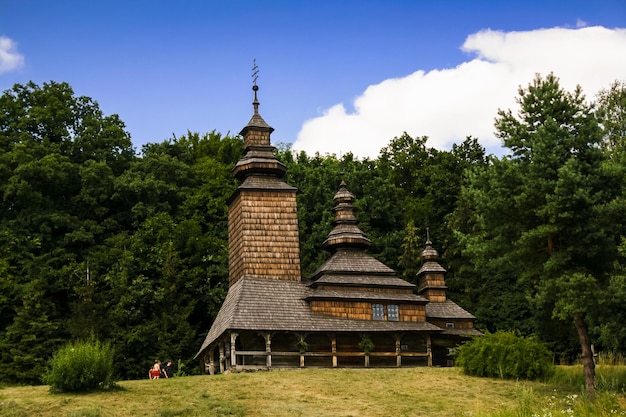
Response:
[0, 76, 625, 383]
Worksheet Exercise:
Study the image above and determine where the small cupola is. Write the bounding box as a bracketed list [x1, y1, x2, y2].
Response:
[417, 239, 448, 302]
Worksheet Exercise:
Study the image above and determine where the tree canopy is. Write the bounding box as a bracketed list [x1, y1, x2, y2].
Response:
[0, 78, 624, 387]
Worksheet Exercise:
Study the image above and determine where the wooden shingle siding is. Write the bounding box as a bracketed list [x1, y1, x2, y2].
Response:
[399, 305, 427, 322]
[243, 129, 269, 147]
[311, 300, 372, 320]
[229, 190, 301, 286]
[423, 291, 447, 302]
[310, 300, 426, 322]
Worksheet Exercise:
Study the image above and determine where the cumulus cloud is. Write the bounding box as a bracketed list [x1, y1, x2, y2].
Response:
[0, 36, 25, 74]
[293, 26, 626, 158]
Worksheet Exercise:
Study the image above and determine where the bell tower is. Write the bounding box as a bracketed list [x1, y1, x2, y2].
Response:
[227, 77, 301, 287]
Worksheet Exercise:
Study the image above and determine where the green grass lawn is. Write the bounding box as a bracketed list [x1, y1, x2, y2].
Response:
[1, 367, 624, 417]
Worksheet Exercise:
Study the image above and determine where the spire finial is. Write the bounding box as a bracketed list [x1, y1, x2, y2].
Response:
[252, 58, 259, 87]
[251, 59, 260, 114]
[425, 217, 431, 245]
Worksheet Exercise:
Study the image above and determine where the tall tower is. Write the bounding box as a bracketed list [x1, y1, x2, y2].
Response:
[227, 83, 301, 287]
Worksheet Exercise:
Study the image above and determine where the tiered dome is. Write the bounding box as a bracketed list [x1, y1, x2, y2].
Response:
[322, 179, 371, 251]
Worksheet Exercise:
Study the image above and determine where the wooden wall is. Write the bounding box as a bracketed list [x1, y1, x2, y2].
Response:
[229, 190, 301, 286]
[311, 300, 426, 322]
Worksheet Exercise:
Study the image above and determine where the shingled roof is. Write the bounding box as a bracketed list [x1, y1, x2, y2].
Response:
[309, 249, 397, 279]
[426, 299, 477, 320]
[195, 276, 441, 357]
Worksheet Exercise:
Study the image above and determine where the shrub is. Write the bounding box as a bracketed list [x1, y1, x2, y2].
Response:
[42, 338, 117, 392]
[455, 331, 555, 380]
[358, 337, 375, 354]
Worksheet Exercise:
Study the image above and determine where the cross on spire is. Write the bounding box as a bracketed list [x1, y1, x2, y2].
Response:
[252, 59, 259, 87]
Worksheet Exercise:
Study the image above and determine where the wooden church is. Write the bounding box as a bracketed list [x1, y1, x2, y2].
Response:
[195, 84, 480, 374]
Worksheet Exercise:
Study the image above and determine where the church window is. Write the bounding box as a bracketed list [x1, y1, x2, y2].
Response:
[388, 304, 399, 321]
[372, 304, 384, 320]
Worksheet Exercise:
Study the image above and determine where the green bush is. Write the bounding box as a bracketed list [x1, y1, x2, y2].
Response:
[42, 338, 117, 392]
[455, 331, 555, 380]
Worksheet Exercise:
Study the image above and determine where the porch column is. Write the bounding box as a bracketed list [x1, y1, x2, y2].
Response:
[331, 335, 337, 368]
[396, 336, 402, 367]
[426, 334, 432, 367]
[230, 332, 239, 368]
[218, 342, 225, 374]
[264, 332, 272, 368]
[208, 347, 215, 375]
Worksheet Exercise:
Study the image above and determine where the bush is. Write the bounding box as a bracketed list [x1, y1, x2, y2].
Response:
[455, 331, 555, 380]
[42, 338, 117, 392]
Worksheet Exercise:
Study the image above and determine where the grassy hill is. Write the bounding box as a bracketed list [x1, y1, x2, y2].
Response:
[0, 367, 624, 417]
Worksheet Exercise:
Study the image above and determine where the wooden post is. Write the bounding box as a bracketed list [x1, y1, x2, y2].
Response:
[208, 347, 215, 375]
[295, 332, 307, 368]
[332, 336, 337, 368]
[218, 342, 225, 374]
[426, 334, 432, 367]
[264, 332, 272, 368]
[396, 336, 402, 367]
[230, 332, 238, 368]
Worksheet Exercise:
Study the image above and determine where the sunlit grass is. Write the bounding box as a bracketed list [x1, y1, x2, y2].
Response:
[0, 367, 624, 417]
[551, 365, 626, 393]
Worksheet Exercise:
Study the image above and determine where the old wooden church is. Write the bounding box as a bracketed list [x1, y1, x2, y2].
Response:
[195, 84, 480, 374]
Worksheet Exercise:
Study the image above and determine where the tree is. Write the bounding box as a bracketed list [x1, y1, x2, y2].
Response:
[456, 74, 624, 395]
[0, 81, 135, 383]
[0, 83, 240, 381]
[596, 80, 626, 161]
[593, 81, 626, 353]
[398, 220, 423, 284]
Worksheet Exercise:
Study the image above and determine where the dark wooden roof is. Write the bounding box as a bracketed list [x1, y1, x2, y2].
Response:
[425, 300, 476, 320]
[238, 174, 297, 191]
[195, 276, 442, 358]
[309, 248, 396, 280]
[417, 261, 447, 275]
[310, 274, 416, 289]
[440, 328, 483, 336]
[305, 289, 428, 304]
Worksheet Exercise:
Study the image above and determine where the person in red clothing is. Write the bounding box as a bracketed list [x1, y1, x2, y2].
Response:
[148, 360, 161, 379]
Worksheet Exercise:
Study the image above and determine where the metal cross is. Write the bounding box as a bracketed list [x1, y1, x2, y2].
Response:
[252, 59, 259, 86]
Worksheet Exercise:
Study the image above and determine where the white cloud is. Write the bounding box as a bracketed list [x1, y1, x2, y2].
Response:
[0, 36, 25, 74]
[293, 26, 626, 158]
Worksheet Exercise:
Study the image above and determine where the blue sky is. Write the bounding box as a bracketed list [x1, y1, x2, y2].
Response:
[1, 0, 625, 157]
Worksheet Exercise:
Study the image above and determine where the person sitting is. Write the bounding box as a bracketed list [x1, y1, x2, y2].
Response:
[162, 360, 174, 378]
